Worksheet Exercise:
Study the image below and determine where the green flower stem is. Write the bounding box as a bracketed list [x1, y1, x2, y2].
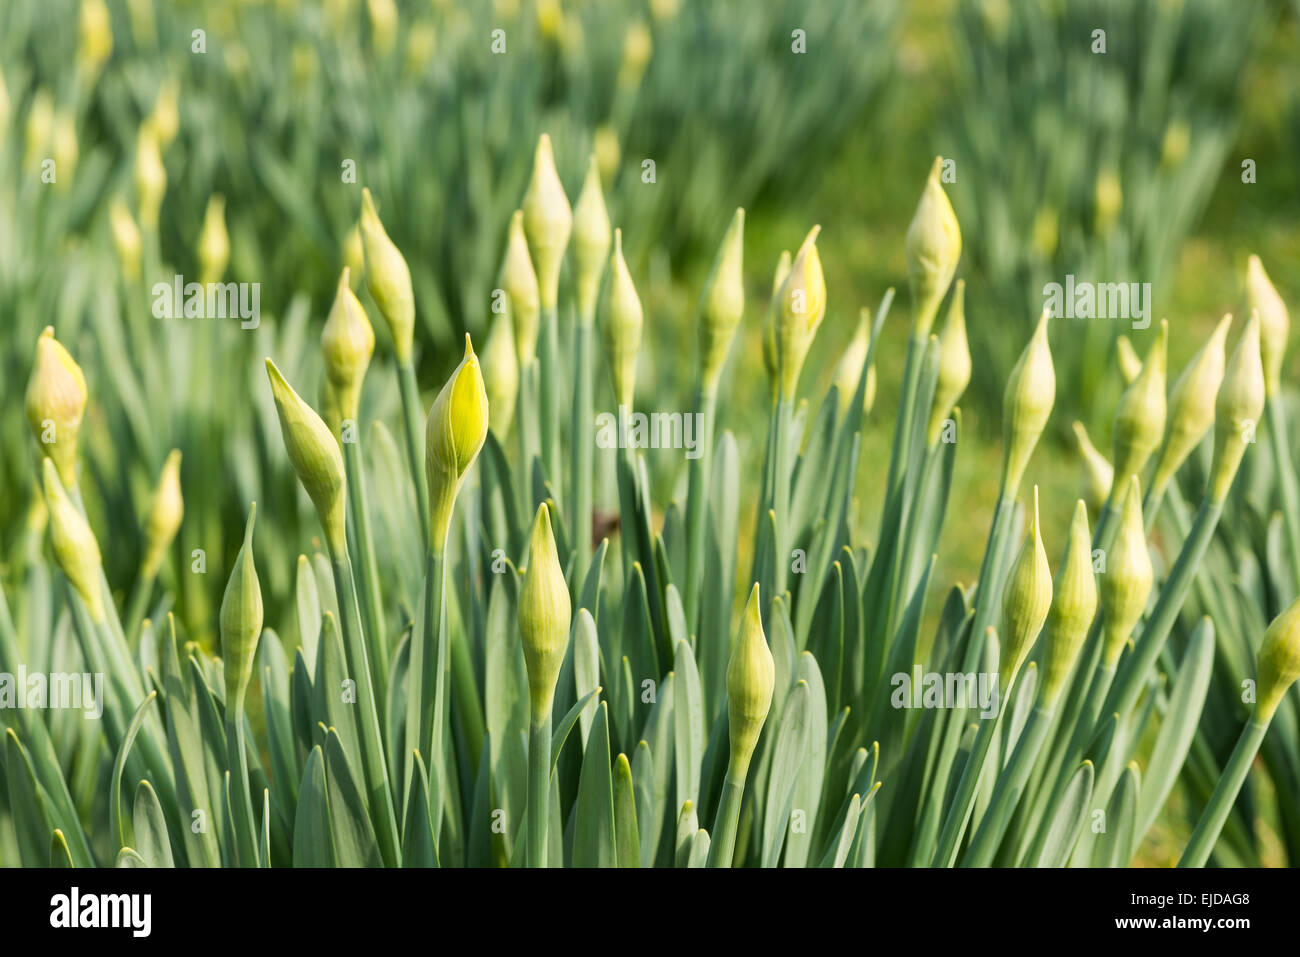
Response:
[706, 758, 750, 867]
[538, 305, 563, 502]
[449, 615, 485, 772]
[1266, 400, 1300, 595]
[519, 359, 542, 509]
[883, 332, 927, 507]
[225, 706, 261, 867]
[771, 396, 794, 600]
[344, 436, 390, 711]
[526, 715, 551, 867]
[407, 548, 447, 816]
[123, 566, 158, 646]
[397, 358, 429, 542]
[683, 385, 717, 631]
[570, 320, 595, 582]
[1090, 494, 1122, 555]
[1178, 717, 1270, 867]
[961, 702, 1054, 867]
[330, 547, 401, 867]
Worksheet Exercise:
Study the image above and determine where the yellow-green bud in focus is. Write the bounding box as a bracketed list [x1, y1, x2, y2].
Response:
[1100, 476, 1153, 666]
[571, 154, 611, 324]
[108, 196, 142, 282]
[999, 486, 1052, 688]
[141, 449, 183, 580]
[426, 335, 490, 550]
[832, 308, 877, 418]
[220, 504, 263, 710]
[601, 229, 643, 410]
[41, 459, 104, 623]
[726, 584, 775, 775]
[927, 280, 970, 445]
[198, 193, 229, 285]
[359, 188, 415, 364]
[320, 268, 376, 424]
[502, 210, 541, 363]
[483, 309, 519, 439]
[519, 503, 572, 720]
[1116, 335, 1141, 385]
[762, 250, 791, 399]
[135, 124, 166, 230]
[522, 133, 572, 310]
[1041, 500, 1097, 705]
[1001, 310, 1055, 496]
[773, 226, 827, 401]
[1151, 314, 1230, 499]
[1255, 592, 1300, 723]
[698, 208, 746, 393]
[904, 156, 961, 336]
[1110, 320, 1167, 493]
[1071, 421, 1113, 514]
[1208, 313, 1265, 504]
[264, 359, 348, 554]
[1246, 255, 1288, 397]
[26, 327, 88, 488]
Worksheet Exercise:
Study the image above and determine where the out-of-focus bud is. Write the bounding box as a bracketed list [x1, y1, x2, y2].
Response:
[367, 0, 397, 55]
[198, 194, 229, 285]
[762, 250, 792, 399]
[522, 134, 572, 310]
[77, 0, 114, 81]
[359, 188, 415, 364]
[1208, 313, 1265, 504]
[571, 155, 612, 325]
[904, 157, 961, 336]
[1094, 168, 1122, 234]
[519, 503, 572, 721]
[833, 308, 877, 418]
[502, 210, 540, 363]
[42, 459, 104, 623]
[1041, 500, 1097, 705]
[1110, 320, 1167, 493]
[483, 309, 519, 438]
[697, 208, 745, 393]
[342, 222, 365, 287]
[1255, 592, 1300, 722]
[1116, 335, 1141, 385]
[135, 125, 167, 231]
[51, 110, 78, 190]
[1072, 420, 1113, 514]
[147, 78, 179, 150]
[1246, 255, 1289, 397]
[593, 125, 620, 184]
[1031, 205, 1059, 259]
[1001, 310, 1055, 496]
[618, 21, 653, 90]
[220, 504, 263, 710]
[321, 269, 376, 424]
[1101, 477, 1153, 667]
[1151, 314, 1231, 498]
[141, 449, 183, 580]
[26, 327, 88, 488]
[600, 230, 643, 410]
[108, 196, 142, 282]
[425, 336, 490, 549]
[726, 584, 775, 775]
[1160, 120, 1190, 170]
[773, 226, 826, 401]
[999, 486, 1052, 688]
[927, 280, 970, 445]
[24, 90, 53, 171]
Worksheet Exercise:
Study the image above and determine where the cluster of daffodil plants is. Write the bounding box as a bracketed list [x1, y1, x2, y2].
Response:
[4, 126, 1300, 868]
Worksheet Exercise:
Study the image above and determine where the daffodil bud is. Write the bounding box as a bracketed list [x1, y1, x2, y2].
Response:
[1111, 320, 1167, 492]
[519, 503, 572, 721]
[1246, 255, 1289, 397]
[51, 110, 77, 190]
[1255, 592, 1300, 722]
[1115, 335, 1141, 385]
[1208, 313, 1265, 504]
[762, 250, 791, 398]
[1151, 314, 1231, 498]
[999, 486, 1052, 687]
[502, 210, 540, 363]
[726, 584, 775, 774]
[342, 222, 365, 287]
[522, 134, 572, 310]
[367, 0, 397, 55]
[42, 459, 104, 623]
[1001, 310, 1055, 496]
[320, 268, 375, 424]
[141, 449, 183, 579]
[108, 196, 142, 282]
[833, 308, 876, 417]
[1042, 501, 1097, 705]
[483, 309, 519, 438]
[773, 226, 827, 400]
[426, 335, 489, 550]
[904, 157, 961, 336]
[1072, 421, 1113, 514]
[220, 504, 263, 710]
[198, 193, 229, 285]
[618, 21, 653, 89]
[927, 280, 970, 445]
[77, 0, 113, 80]
[1094, 169, 1122, 234]
[24, 90, 53, 171]
[26, 327, 88, 488]
[147, 78, 179, 150]
[1101, 477, 1153, 666]
[359, 188, 415, 364]
[135, 125, 166, 230]
[601, 229, 643, 410]
[572, 154, 611, 324]
[593, 125, 620, 183]
[698, 208, 746, 393]
[265, 359, 348, 554]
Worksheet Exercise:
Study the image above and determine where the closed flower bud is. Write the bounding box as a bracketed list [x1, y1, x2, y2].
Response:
[904, 156, 961, 336]
[927, 280, 970, 445]
[1208, 313, 1265, 504]
[342, 222, 365, 287]
[1001, 310, 1055, 496]
[727, 584, 775, 773]
[426, 335, 490, 549]
[220, 504, 263, 710]
[1072, 421, 1113, 513]
[77, 0, 113, 79]
[519, 503, 572, 720]
[571, 154, 611, 324]
[135, 125, 166, 230]
[141, 449, 183, 579]
[1255, 592, 1300, 722]
[698, 208, 746, 393]
[601, 229, 643, 410]
[198, 193, 229, 285]
[147, 78, 179, 150]
[773, 226, 827, 400]
[265, 359, 348, 554]
[1246, 255, 1288, 397]
[999, 486, 1052, 687]
[833, 308, 877, 418]
[1042, 501, 1097, 705]
[522, 134, 572, 310]
[320, 268, 375, 423]
[51, 110, 78, 190]
[359, 188, 415, 364]
[41, 459, 104, 623]
[26, 327, 88, 488]
[1101, 476, 1153, 666]
[502, 210, 541, 363]
[24, 90, 53, 171]
[1151, 314, 1231, 498]
[483, 309, 519, 438]
[1094, 168, 1122, 234]
[1116, 335, 1141, 385]
[108, 196, 142, 282]
[762, 250, 791, 398]
[1111, 320, 1167, 492]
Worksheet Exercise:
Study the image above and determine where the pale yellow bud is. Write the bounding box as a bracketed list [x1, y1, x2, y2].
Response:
[1111, 320, 1167, 492]
[342, 223, 365, 287]
[519, 503, 572, 720]
[833, 308, 876, 418]
[24, 90, 53, 172]
[601, 229, 643, 410]
[77, 0, 114, 80]
[698, 208, 746, 392]
[51, 110, 78, 190]
[999, 486, 1052, 687]
[26, 327, 88, 488]
[1071, 421, 1113, 514]
[320, 269, 376, 423]
[483, 310, 519, 439]
[572, 155, 612, 324]
[502, 210, 540, 363]
[1101, 477, 1153, 666]
[1246, 255, 1288, 396]
[1256, 592, 1300, 722]
[927, 280, 970, 445]
[1001, 310, 1055, 496]
[1116, 335, 1142, 386]
[359, 188, 415, 364]
[522, 134, 572, 310]
[1151, 314, 1231, 498]
[904, 157, 961, 335]
[1094, 169, 1122, 234]
[762, 250, 792, 398]
[774, 226, 826, 400]
[727, 585, 775, 773]
[142, 450, 183, 579]
[618, 21, 653, 89]
[135, 125, 167, 230]
[426, 335, 490, 549]
[108, 196, 142, 282]
[198, 194, 229, 285]
[1208, 313, 1265, 504]
[42, 459, 104, 623]
[220, 504, 263, 709]
[1042, 501, 1097, 705]
[593, 125, 620, 184]
[148, 79, 179, 149]
[367, 0, 397, 55]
